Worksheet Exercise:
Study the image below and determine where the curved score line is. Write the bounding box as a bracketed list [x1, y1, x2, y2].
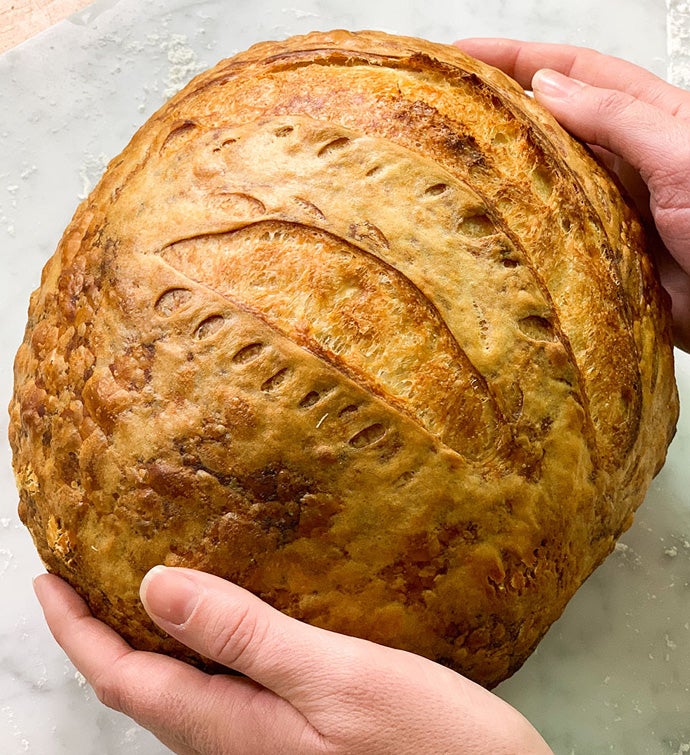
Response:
[158, 218, 510, 462]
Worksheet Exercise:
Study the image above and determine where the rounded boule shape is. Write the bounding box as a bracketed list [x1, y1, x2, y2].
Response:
[9, 30, 678, 688]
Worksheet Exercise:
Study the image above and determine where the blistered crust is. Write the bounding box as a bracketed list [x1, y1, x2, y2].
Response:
[9, 30, 678, 688]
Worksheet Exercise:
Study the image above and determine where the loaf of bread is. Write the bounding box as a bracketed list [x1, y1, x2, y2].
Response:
[10, 30, 678, 688]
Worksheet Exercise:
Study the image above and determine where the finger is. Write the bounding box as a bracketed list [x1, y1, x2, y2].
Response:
[654, 246, 690, 352]
[454, 38, 690, 117]
[529, 69, 690, 187]
[139, 565, 364, 714]
[33, 573, 321, 755]
[140, 567, 552, 754]
[139, 563, 490, 736]
[531, 70, 690, 265]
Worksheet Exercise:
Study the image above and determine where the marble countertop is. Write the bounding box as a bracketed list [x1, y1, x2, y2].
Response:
[1, 0, 689, 752]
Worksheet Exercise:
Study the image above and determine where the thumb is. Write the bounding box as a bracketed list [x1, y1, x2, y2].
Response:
[532, 68, 690, 267]
[140, 566, 553, 754]
[139, 565, 339, 710]
[531, 68, 684, 185]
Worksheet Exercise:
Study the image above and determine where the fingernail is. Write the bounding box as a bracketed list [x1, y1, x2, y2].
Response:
[140, 566, 200, 626]
[533, 69, 586, 98]
[32, 573, 49, 601]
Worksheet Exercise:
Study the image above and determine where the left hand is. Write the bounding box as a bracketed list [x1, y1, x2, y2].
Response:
[34, 567, 552, 754]
[454, 37, 690, 350]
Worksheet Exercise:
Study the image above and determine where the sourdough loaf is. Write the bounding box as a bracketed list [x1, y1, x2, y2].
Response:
[9, 30, 678, 688]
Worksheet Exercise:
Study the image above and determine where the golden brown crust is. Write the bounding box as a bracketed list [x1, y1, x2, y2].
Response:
[9, 30, 678, 688]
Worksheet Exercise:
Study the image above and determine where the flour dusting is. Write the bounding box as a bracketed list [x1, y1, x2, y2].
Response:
[78, 153, 110, 200]
[154, 32, 206, 99]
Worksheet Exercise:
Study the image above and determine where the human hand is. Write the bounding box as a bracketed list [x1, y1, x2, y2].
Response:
[455, 38, 690, 351]
[33, 568, 551, 755]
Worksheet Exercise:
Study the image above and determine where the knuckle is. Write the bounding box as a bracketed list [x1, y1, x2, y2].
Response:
[204, 603, 266, 668]
[593, 88, 633, 121]
[564, 46, 600, 78]
[88, 649, 143, 717]
[91, 665, 128, 712]
[649, 153, 690, 211]
[512, 46, 533, 82]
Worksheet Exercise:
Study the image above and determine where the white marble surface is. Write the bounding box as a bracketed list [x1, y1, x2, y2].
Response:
[0, 0, 687, 752]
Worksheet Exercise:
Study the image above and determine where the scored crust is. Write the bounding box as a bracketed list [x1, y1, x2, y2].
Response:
[9, 30, 678, 688]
